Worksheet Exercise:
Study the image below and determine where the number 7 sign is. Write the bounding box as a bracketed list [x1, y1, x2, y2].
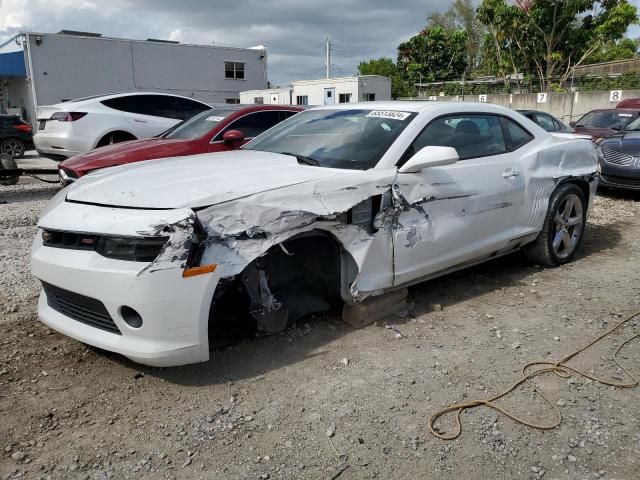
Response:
[537, 93, 547, 104]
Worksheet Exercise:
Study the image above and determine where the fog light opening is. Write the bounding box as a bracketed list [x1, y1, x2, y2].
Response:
[120, 306, 143, 328]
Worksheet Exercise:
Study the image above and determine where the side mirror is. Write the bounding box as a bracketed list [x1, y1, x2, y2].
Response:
[398, 146, 459, 173]
[569, 121, 576, 127]
[222, 129, 245, 146]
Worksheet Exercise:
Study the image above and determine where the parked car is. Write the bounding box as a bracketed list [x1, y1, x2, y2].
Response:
[517, 110, 575, 133]
[595, 116, 640, 190]
[34, 92, 212, 160]
[32, 102, 598, 366]
[571, 108, 640, 140]
[616, 98, 640, 109]
[0, 114, 33, 158]
[58, 105, 303, 185]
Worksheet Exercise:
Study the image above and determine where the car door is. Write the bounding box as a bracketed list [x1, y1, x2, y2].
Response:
[392, 113, 529, 286]
[209, 110, 296, 151]
[534, 113, 559, 132]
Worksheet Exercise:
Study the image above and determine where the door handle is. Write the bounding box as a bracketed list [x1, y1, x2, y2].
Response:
[502, 169, 520, 178]
[133, 118, 147, 123]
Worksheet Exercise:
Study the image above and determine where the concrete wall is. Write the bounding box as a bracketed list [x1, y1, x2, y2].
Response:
[402, 89, 640, 123]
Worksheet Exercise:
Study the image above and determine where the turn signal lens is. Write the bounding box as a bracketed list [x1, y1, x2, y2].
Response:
[182, 264, 217, 278]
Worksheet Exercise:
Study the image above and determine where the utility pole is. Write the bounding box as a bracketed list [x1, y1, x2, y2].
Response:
[325, 37, 331, 79]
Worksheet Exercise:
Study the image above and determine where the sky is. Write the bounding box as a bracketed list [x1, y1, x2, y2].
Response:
[0, 0, 639, 86]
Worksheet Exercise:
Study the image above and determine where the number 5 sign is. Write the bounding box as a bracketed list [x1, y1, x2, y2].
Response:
[537, 92, 547, 103]
[610, 90, 622, 102]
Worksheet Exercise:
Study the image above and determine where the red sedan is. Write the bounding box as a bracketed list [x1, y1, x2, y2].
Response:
[58, 105, 302, 185]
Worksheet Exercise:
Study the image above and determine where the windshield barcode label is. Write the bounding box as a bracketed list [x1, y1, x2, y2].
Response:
[366, 111, 411, 121]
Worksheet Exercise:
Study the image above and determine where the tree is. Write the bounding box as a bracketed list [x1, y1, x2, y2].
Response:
[397, 26, 468, 86]
[427, 0, 485, 70]
[478, 0, 639, 91]
[587, 37, 640, 62]
[357, 57, 413, 98]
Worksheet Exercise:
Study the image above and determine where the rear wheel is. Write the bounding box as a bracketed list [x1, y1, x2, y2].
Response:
[0, 154, 19, 186]
[524, 183, 586, 266]
[1, 138, 25, 158]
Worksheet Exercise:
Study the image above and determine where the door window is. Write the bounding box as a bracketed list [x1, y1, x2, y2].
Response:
[501, 117, 534, 150]
[406, 114, 508, 161]
[171, 97, 210, 120]
[102, 95, 178, 119]
[215, 111, 291, 141]
[534, 113, 559, 131]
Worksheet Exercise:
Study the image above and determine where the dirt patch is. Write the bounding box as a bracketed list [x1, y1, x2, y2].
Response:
[1, 182, 640, 479]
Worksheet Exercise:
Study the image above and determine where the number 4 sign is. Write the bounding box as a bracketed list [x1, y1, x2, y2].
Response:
[610, 90, 622, 102]
[537, 92, 547, 103]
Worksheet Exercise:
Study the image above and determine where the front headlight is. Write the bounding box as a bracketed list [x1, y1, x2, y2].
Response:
[594, 144, 604, 160]
[95, 236, 169, 262]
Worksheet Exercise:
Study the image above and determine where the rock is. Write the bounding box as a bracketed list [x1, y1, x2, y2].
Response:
[553, 336, 560, 342]
[340, 358, 349, 367]
[567, 455, 576, 462]
[531, 466, 539, 473]
[325, 422, 336, 438]
[260, 474, 270, 479]
[511, 342, 521, 350]
[11, 451, 25, 461]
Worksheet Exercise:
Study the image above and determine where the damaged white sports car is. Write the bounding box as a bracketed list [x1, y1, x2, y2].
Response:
[31, 102, 598, 366]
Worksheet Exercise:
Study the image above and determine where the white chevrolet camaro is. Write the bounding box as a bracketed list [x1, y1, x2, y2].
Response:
[31, 102, 599, 366]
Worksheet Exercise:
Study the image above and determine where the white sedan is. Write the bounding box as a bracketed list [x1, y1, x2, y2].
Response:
[34, 92, 211, 160]
[31, 102, 598, 366]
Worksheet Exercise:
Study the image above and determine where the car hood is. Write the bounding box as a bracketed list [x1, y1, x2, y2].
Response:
[599, 131, 640, 155]
[60, 138, 194, 173]
[64, 150, 363, 209]
[573, 126, 618, 139]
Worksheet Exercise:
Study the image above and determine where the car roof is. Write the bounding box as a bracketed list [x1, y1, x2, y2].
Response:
[582, 108, 640, 113]
[310, 101, 522, 116]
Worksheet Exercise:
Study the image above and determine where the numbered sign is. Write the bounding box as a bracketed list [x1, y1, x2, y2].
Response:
[609, 90, 622, 102]
[537, 92, 547, 104]
[271, 94, 279, 104]
[428, 96, 437, 101]
[478, 94, 487, 103]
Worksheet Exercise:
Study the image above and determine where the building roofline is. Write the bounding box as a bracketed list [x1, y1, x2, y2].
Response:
[15, 31, 266, 52]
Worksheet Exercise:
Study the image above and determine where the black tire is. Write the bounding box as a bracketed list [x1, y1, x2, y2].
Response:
[524, 183, 587, 267]
[0, 154, 19, 186]
[1, 137, 25, 159]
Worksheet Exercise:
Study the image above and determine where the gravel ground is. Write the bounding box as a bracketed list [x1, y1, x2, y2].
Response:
[1, 177, 640, 480]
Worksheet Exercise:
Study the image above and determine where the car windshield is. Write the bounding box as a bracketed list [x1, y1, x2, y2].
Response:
[576, 111, 636, 129]
[244, 108, 417, 170]
[162, 110, 236, 140]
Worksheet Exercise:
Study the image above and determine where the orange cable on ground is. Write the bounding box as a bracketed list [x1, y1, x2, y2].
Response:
[428, 311, 640, 440]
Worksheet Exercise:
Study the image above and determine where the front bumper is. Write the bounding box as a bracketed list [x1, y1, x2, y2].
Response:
[599, 161, 640, 190]
[31, 200, 219, 367]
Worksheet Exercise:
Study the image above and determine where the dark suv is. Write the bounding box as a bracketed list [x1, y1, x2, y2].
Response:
[0, 114, 33, 158]
[572, 109, 640, 140]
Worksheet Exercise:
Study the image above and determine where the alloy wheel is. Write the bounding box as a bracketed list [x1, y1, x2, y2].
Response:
[1, 139, 24, 158]
[552, 193, 584, 260]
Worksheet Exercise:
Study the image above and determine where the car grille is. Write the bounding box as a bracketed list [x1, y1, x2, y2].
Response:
[42, 282, 121, 335]
[600, 174, 640, 189]
[601, 146, 635, 167]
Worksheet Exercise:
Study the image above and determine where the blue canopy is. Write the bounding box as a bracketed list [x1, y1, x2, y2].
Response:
[0, 51, 26, 76]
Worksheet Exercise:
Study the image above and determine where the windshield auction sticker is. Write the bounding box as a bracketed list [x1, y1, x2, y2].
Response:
[366, 111, 411, 121]
[206, 116, 226, 122]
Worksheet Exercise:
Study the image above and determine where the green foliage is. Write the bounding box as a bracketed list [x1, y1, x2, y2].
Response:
[477, 0, 639, 89]
[587, 38, 640, 63]
[397, 26, 468, 84]
[427, 0, 485, 70]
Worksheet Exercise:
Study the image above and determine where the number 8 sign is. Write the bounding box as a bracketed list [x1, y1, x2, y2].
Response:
[610, 90, 622, 102]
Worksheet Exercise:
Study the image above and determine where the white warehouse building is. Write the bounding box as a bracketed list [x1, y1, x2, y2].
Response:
[0, 30, 268, 126]
[240, 75, 391, 106]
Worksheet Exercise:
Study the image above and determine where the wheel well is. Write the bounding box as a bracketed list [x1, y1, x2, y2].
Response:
[208, 230, 356, 344]
[96, 130, 136, 148]
[561, 178, 591, 207]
